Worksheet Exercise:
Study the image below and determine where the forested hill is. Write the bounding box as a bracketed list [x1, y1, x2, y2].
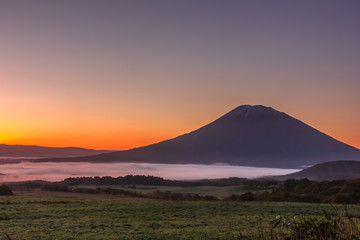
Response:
[274, 160, 360, 180]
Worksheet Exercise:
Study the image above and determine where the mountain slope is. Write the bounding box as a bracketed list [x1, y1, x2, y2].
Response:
[31, 105, 360, 168]
[273, 160, 360, 180]
[0, 144, 112, 159]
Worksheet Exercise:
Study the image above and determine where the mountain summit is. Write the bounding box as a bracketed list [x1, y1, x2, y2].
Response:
[34, 105, 360, 168]
[223, 105, 286, 119]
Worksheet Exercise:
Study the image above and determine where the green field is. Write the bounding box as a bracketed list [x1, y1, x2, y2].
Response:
[1, 191, 360, 239]
[73, 184, 255, 198]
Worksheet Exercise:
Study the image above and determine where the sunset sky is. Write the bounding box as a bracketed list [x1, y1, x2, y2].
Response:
[1, 0, 359, 150]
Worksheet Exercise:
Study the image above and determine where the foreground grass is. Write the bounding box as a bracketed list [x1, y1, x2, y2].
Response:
[1, 191, 360, 239]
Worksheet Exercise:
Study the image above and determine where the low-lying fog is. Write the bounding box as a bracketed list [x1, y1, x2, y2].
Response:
[0, 162, 299, 182]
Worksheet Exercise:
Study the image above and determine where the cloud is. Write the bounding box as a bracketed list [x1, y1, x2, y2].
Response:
[0, 162, 299, 182]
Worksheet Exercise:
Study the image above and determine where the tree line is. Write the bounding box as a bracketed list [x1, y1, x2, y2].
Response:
[228, 178, 360, 204]
[6, 175, 360, 204]
[60, 175, 277, 188]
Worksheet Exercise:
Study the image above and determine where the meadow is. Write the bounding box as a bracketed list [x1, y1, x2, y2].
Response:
[1, 190, 360, 239]
[71, 184, 252, 198]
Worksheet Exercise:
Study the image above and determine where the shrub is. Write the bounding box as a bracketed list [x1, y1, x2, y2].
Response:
[41, 183, 70, 192]
[0, 185, 13, 196]
[240, 192, 255, 201]
[224, 192, 254, 201]
[255, 209, 360, 240]
[330, 193, 352, 204]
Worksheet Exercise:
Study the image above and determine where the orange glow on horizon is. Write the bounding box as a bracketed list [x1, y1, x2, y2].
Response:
[1, 103, 360, 151]
[0, 129, 187, 151]
[1, 128, 359, 151]
[2, 137, 359, 151]
[1, 91, 359, 151]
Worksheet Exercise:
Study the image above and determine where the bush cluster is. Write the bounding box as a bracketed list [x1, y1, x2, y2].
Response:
[255, 178, 360, 204]
[0, 185, 12, 196]
[254, 208, 360, 240]
[41, 183, 70, 192]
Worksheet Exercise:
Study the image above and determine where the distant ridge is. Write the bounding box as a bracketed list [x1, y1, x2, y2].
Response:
[29, 105, 360, 168]
[0, 144, 112, 160]
[273, 160, 360, 181]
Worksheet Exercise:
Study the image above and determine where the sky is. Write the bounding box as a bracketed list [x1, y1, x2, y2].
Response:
[0, 0, 359, 150]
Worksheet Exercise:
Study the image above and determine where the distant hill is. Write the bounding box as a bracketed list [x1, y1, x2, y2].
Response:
[273, 160, 360, 181]
[29, 105, 360, 168]
[0, 144, 112, 161]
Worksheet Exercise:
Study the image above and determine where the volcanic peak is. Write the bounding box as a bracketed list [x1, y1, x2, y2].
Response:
[223, 105, 287, 120]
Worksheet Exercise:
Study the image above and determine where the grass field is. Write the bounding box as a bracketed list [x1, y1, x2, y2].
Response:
[1, 191, 360, 239]
[73, 184, 255, 198]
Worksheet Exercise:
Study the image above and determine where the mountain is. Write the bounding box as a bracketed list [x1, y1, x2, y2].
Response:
[0, 144, 112, 160]
[273, 160, 360, 181]
[30, 105, 360, 168]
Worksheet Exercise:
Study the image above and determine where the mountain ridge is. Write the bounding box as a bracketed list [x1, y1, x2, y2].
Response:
[0, 144, 112, 159]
